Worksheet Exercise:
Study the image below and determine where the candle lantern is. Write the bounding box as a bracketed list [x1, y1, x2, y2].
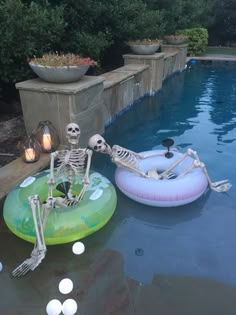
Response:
[35, 121, 59, 153]
[19, 135, 41, 163]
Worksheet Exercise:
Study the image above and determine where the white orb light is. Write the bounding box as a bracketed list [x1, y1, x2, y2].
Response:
[59, 278, 73, 294]
[72, 241, 85, 255]
[46, 299, 62, 315]
[0, 262, 3, 272]
[62, 299, 78, 315]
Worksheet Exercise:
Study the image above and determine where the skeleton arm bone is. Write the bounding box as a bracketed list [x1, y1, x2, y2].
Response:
[115, 148, 164, 159]
[140, 151, 166, 159]
[77, 149, 93, 201]
[113, 156, 149, 178]
[48, 151, 58, 197]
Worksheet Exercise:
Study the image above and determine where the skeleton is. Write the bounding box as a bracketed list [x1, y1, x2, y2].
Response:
[88, 134, 231, 193]
[12, 123, 93, 277]
[88, 134, 166, 178]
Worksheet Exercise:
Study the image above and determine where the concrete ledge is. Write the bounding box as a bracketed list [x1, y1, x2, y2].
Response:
[186, 56, 236, 62]
[16, 76, 104, 94]
[100, 64, 149, 89]
[0, 152, 51, 203]
[123, 52, 165, 60]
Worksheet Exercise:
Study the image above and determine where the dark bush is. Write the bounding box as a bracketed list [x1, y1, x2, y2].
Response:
[0, 0, 64, 83]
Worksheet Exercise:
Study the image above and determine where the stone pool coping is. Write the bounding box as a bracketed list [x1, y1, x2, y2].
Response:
[0, 152, 51, 204]
[187, 55, 236, 62]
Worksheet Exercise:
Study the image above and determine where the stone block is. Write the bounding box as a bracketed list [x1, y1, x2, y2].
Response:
[101, 64, 149, 124]
[123, 53, 165, 94]
[161, 44, 188, 72]
[16, 76, 105, 146]
[163, 52, 178, 80]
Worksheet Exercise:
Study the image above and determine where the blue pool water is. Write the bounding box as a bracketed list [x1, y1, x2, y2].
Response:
[1, 60, 236, 314]
[91, 60, 236, 286]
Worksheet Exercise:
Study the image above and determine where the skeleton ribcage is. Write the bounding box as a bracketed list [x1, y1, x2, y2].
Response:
[112, 145, 138, 168]
[56, 149, 87, 179]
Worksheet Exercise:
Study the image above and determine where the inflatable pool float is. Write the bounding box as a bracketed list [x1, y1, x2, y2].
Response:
[115, 150, 208, 207]
[3, 169, 117, 245]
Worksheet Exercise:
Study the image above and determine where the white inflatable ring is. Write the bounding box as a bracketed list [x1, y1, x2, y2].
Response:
[115, 150, 208, 207]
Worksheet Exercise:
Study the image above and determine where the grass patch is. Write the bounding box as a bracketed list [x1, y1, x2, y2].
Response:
[202, 46, 236, 55]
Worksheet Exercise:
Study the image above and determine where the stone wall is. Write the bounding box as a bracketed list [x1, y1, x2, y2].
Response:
[16, 44, 188, 147]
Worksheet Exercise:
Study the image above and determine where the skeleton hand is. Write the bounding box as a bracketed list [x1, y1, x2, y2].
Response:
[147, 169, 176, 180]
[210, 180, 232, 192]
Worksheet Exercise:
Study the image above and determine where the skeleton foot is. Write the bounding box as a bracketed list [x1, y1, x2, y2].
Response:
[12, 195, 48, 277]
[12, 246, 47, 277]
[210, 180, 232, 192]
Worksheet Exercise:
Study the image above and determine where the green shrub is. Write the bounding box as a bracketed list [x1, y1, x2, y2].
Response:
[177, 28, 208, 56]
[0, 0, 64, 83]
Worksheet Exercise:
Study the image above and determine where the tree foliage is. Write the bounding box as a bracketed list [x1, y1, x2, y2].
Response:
[208, 0, 236, 45]
[0, 0, 235, 87]
[0, 0, 64, 82]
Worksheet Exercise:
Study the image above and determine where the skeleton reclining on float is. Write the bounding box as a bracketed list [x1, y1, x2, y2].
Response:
[12, 123, 93, 276]
[88, 134, 231, 193]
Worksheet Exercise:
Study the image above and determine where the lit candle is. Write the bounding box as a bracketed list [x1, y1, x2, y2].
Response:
[42, 133, 52, 151]
[25, 148, 36, 162]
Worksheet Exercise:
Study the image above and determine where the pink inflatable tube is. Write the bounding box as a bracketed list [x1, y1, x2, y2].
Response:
[115, 150, 208, 207]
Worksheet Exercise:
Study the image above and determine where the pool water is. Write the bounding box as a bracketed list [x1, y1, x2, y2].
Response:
[91, 60, 236, 286]
[1, 60, 236, 314]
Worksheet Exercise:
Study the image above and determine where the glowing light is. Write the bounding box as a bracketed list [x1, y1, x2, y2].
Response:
[46, 299, 62, 315]
[59, 278, 73, 294]
[24, 148, 36, 162]
[62, 299, 78, 315]
[0, 262, 3, 272]
[72, 241, 85, 255]
[42, 133, 52, 151]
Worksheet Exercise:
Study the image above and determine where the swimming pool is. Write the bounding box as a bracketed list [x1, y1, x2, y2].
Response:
[1, 60, 236, 314]
[91, 60, 236, 284]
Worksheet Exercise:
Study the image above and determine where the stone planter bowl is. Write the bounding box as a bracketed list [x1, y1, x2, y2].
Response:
[164, 37, 188, 45]
[29, 63, 90, 83]
[128, 43, 160, 55]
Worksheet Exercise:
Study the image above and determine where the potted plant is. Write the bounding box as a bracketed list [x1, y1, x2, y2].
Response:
[127, 39, 160, 55]
[28, 53, 97, 83]
[164, 34, 188, 45]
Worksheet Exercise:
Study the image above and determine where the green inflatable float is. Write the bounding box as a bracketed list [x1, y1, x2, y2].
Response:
[3, 169, 117, 245]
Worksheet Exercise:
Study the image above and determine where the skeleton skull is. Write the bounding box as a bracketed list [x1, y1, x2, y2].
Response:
[66, 123, 80, 145]
[88, 134, 111, 154]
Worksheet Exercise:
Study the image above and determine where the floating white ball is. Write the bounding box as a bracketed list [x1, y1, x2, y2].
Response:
[0, 262, 3, 272]
[62, 299, 78, 315]
[59, 278, 73, 294]
[72, 241, 85, 255]
[46, 299, 62, 315]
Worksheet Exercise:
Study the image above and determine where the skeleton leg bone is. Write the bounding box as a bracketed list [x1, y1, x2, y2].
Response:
[12, 195, 47, 277]
[176, 159, 231, 192]
[152, 148, 231, 192]
[191, 161, 232, 192]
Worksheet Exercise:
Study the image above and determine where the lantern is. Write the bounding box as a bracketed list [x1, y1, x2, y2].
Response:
[19, 135, 41, 163]
[35, 121, 59, 153]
